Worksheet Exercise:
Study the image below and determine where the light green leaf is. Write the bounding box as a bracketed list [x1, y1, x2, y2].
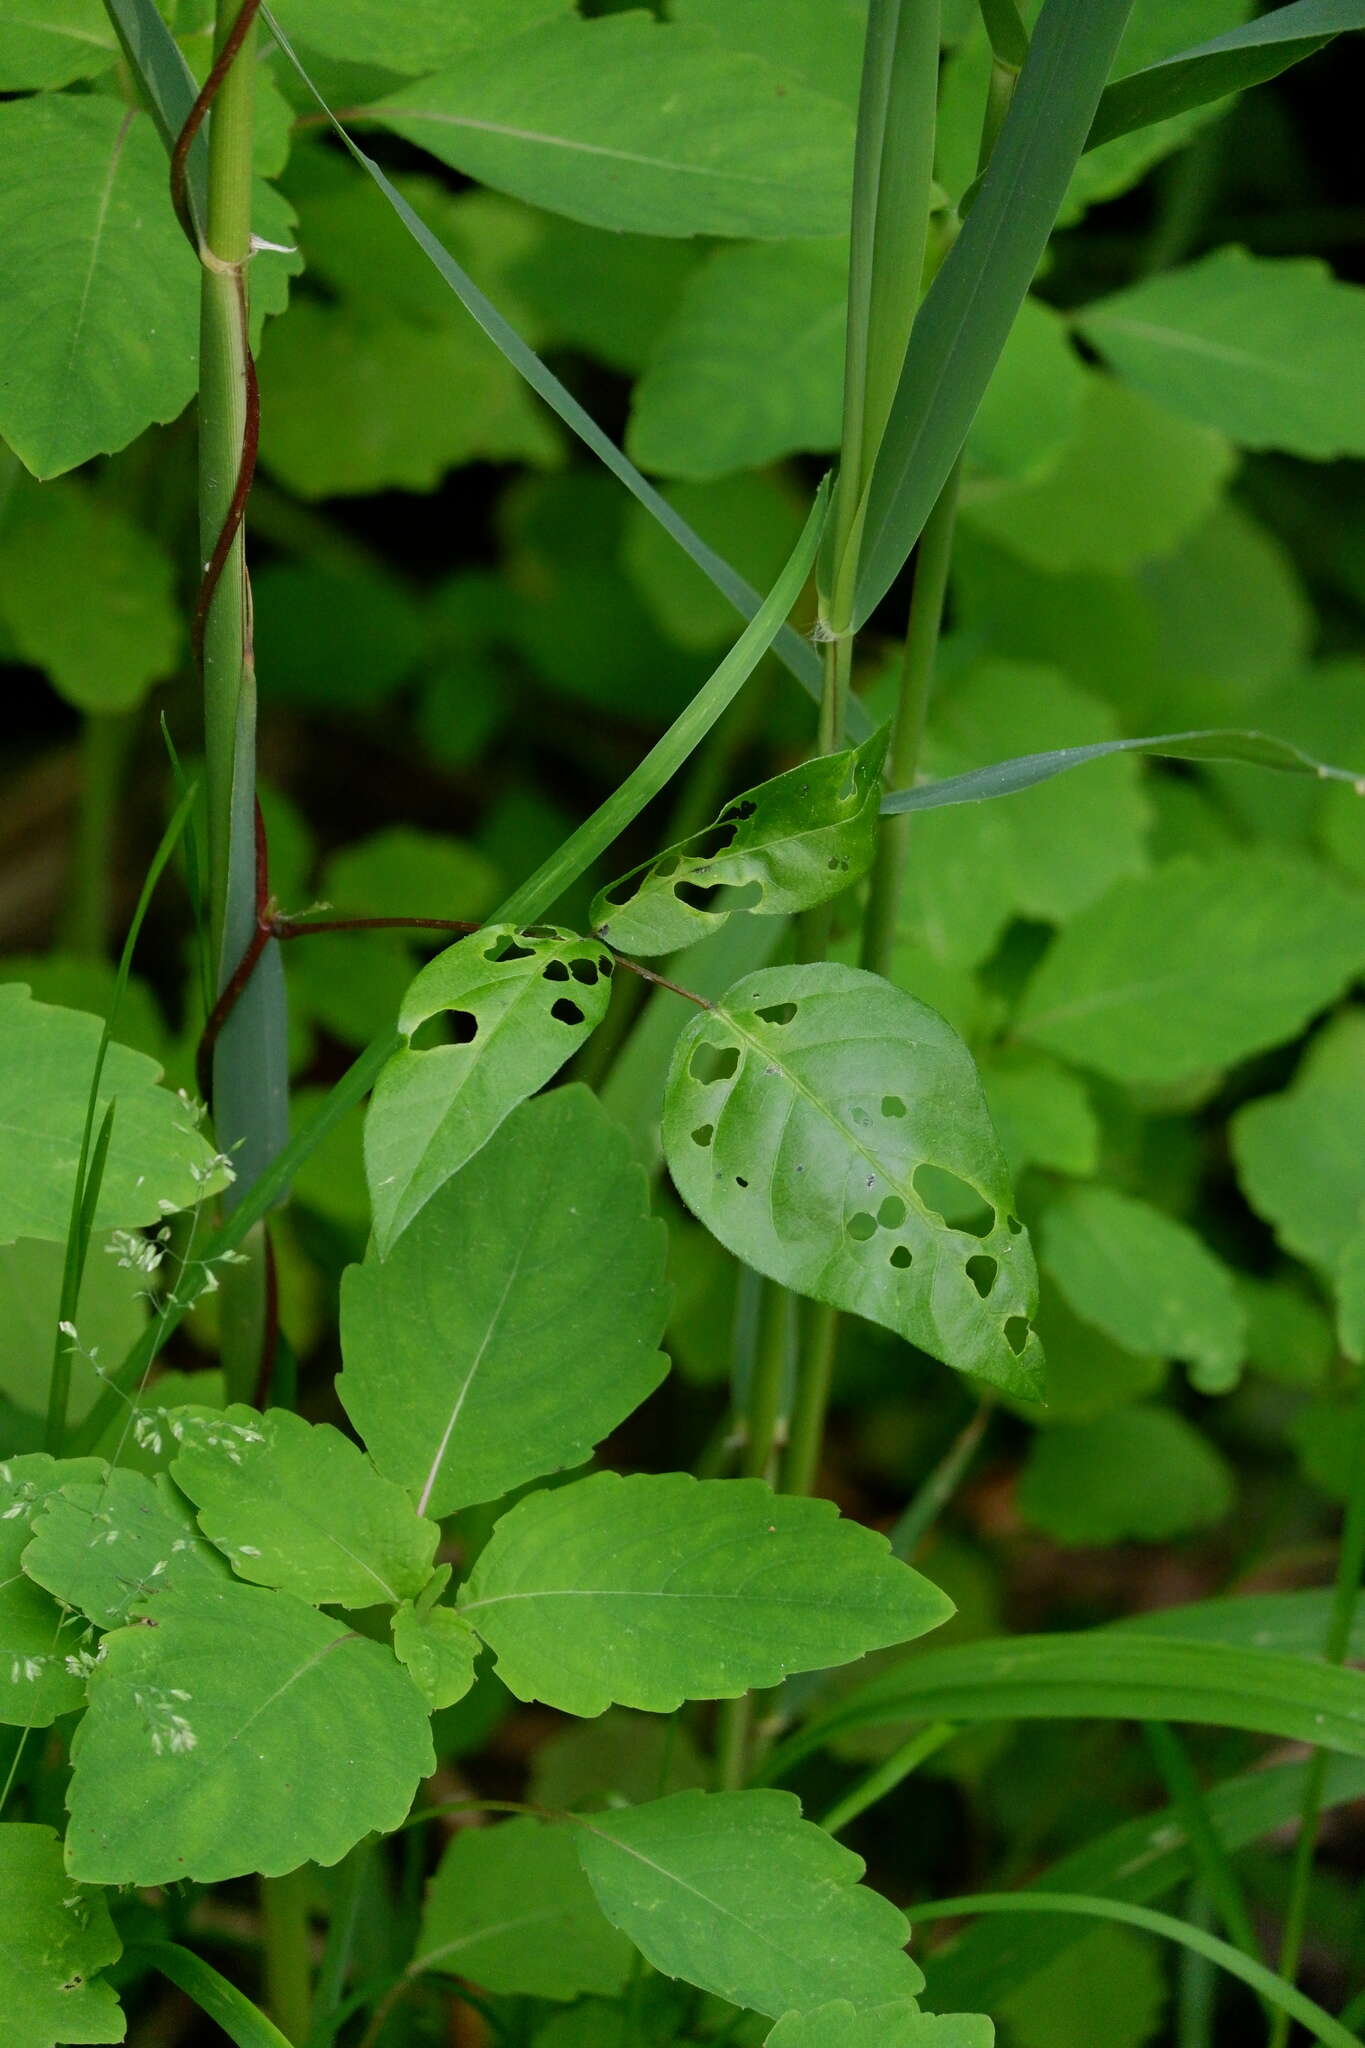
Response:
[341, 1088, 668, 1516]
[576, 1789, 923, 2018]
[391, 1599, 479, 1710]
[65, 1579, 434, 1884]
[994, 1925, 1164, 2048]
[0, 985, 230, 1244]
[22, 1467, 230, 1630]
[373, 14, 854, 240]
[959, 375, 1234, 574]
[1018, 1407, 1235, 1545]
[0, 1454, 106, 1727]
[506, 210, 699, 375]
[0, 1, 117, 88]
[628, 238, 848, 479]
[662, 964, 1043, 1396]
[1017, 855, 1365, 1085]
[415, 1817, 632, 1999]
[272, 0, 572, 71]
[0, 477, 179, 712]
[1336, 1212, 1365, 1362]
[1232, 1013, 1365, 1272]
[321, 828, 502, 924]
[0, 96, 197, 479]
[621, 471, 808, 653]
[593, 731, 888, 957]
[460, 1470, 952, 1717]
[1009, 1297, 1164, 1426]
[1080, 248, 1365, 458]
[981, 1052, 1099, 1181]
[171, 1405, 437, 1609]
[0, 1238, 147, 1425]
[530, 1710, 708, 1814]
[671, 0, 869, 109]
[1041, 1186, 1246, 1394]
[364, 927, 614, 1254]
[767, 2006, 992, 2048]
[966, 297, 1085, 484]
[0, 1824, 124, 2048]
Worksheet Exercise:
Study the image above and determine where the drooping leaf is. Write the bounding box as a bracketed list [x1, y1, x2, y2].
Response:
[273, 0, 573, 72]
[0, 96, 198, 479]
[0, 1454, 105, 1727]
[170, 1406, 437, 1609]
[459, 1470, 952, 1717]
[1016, 855, 1365, 1085]
[390, 1600, 479, 1711]
[65, 1579, 434, 1884]
[1232, 1013, 1365, 1272]
[766, 2006, 993, 2048]
[662, 964, 1043, 1396]
[593, 731, 888, 957]
[1041, 1186, 1246, 1394]
[341, 1088, 668, 1516]
[364, 927, 614, 1255]
[0, 1, 117, 88]
[0, 1238, 147, 1426]
[0, 1824, 124, 2048]
[1018, 1407, 1235, 1545]
[372, 15, 854, 240]
[576, 1789, 923, 2018]
[22, 1467, 230, 1630]
[0, 987, 229, 1245]
[415, 1817, 632, 2000]
[1080, 249, 1365, 458]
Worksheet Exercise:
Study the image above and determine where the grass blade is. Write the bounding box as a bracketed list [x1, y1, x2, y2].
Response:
[101, 0, 207, 235]
[127, 1943, 292, 2048]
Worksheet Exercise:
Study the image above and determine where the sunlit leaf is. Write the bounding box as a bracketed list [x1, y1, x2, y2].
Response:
[1232, 1012, 1365, 1272]
[390, 1599, 479, 1711]
[22, 1466, 230, 1630]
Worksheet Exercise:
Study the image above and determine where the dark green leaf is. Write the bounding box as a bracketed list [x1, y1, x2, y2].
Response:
[1018, 1407, 1235, 1544]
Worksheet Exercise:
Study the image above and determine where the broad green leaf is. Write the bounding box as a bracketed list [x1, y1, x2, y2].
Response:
[0, 1238, 146, 1425]
[628, 239, 848, 480]
[0, 1, 117, 88]
[530, 1710, 708, 1814]
[1089, 1, 1365, 153]
[460, 1470, 952, 1716]
[1292, 1396, 1361, 1503]
[621, 472, 808, 654]
[364, 927, 614, 1255]
[0, 955, 164, 1066]
[1336, 1212, 1365, 1362]
[959, 376, 1233, 574]
[1, 1455, 105, 1726]
[966, 297, 1085, 484]
[593, 731, 888, 957]
[1238, 1273, 1333, 1388]
[120, 1942, 292, 2048]
[321, 827, 502, 924]
[767, 2008, 992, 2048]
[272, 0, 572, 71]
[0, 986, 229, 1244]
[1080, 249, 1365, 458]
[65, 1579, 434, 1883]
[576, 1789, 923, 2018]
[22, 1467, 230, 1630]
[373, 15, 854, 240]
[0, 96, 198, 479]
[671, 0, 869, 109]
[0, 1824, 123, 2048]
[1017, 856, 1365, 1085]
[340, 1088, 668, 1516]
[1041, 1186, 1246, 1394]
[662, 964, 1044, 1396]
[171, 1405, 437, 1609]
[506, 210, 699, 375]
[0, 477, 179, 712]
[1018, 1407, 1234, 1544]
[1232, 1013, 1365, 1271]
[1011, 1297, 1163, 1426]
[390, 1601, 479, 1710]
[415, 1817, 631, 1999]
[982, 1052, 1098, 1180]
[253, 563, 425, 711]
[994, 1926, 1164, 2048]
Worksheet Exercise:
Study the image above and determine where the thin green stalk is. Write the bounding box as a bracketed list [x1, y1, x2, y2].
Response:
[820, 1720, 957, 1835]
[741, 1282, 793, 1484]
[304, 1846, 369, 2048]
[1269, 1375, 1365, 2048]
[65, 712, 136, 960]
[1177, 1886, 1219, 2048]
[1144, 1722, 1262, 1968]
[262, 1868, 313, 2045]
[889, 1394, 994, 1558]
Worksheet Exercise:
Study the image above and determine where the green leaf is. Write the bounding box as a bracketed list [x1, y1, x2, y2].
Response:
[1017, 1297, 1163, 1425]
[0, 1824, 123, 2048]
[593, 731, 888, 957]
[982, 1052, 1098, 1181]
[1336, 1213, 1365, 1362]
[321, 827, 502, 924]
[460, 1470, 952, 1716]
[372, 15, 854, 240]
[0, 985, 230, 1244]
[65, 1579, 434, 1883]
[671, 0, 869, 109]
[767, 2007, 993, 2047]
[621, 472, 808, 654]
[1041, 1186, 1246, 1394]
[851, 0, 1138, 626]
[576, 1789, 923, 2018]
[959, 375, 1233, 574]
[0, 1238, 147, 1426]
[661, 964, 1043, 1396]
[506, 211, 699, 376]
[364, 927, 614, 1255]
[1080, 249, 1365, 458]
[273, 0, 572, 72]
[530, 1710, 708, 1814]
[0, 96, 197, 479]
[966, 296, 1086, 484]
[340, 1087, 668, 1516]
[1232, 1013, 1365, 1272]
[1017, 855, 1365, 1086]
[628, 239, 848, 479]
[22, 1466, 230, 1629]
[1088, 1, 1365, 153]
[122, 1942, 291, 2048]
[253, 565, 426, 712]
[170, 1405, 437, 1609]
[0, 476, 179, 712]
[0, 1454, 106, 1727]
[0, 1, 117, 88]
[1018, 1407, 1235, 1545]
[390, 1600, 479, 1710]
[415, 1816, 632, 1999]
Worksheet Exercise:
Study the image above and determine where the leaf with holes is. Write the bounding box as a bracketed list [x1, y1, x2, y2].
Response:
[391, 1599, 480, 1710]
[363, 926, 614, 1254]
[662, 964, 1043, 1396]
[65, 1578, 434, 1884]
[341, 1087, 668, 1517]
[1, 1823, 124, 2048]
[22, 1466, 231, 1631]
[458, 1469, 951, 1716]
[0, 1454, 107, 1727]
[575, 1789, 923, 2018]
[592, 730, 888, 957]
[766, 2007, 994, 2048]
[170, 1406, 437, 1611]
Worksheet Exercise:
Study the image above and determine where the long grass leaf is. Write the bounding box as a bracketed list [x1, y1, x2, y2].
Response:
[101, 0, 207, 234]
[127, 1944, 292, 2048]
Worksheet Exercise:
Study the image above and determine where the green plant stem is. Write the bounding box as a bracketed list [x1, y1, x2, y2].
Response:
[1177, 1886, 1219, 2048]
[782, 1303, 839, 1497]
[820, 1720, 957, 1835]
[262, 1868, 313, 2045]
[889, 1394, 995, 1559]
[742, 1281, 792, 1483]
[65, 711, 136, 960]
[1144, 1722, 1262, 1968]
[1268, 1375, 1365, 2048]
